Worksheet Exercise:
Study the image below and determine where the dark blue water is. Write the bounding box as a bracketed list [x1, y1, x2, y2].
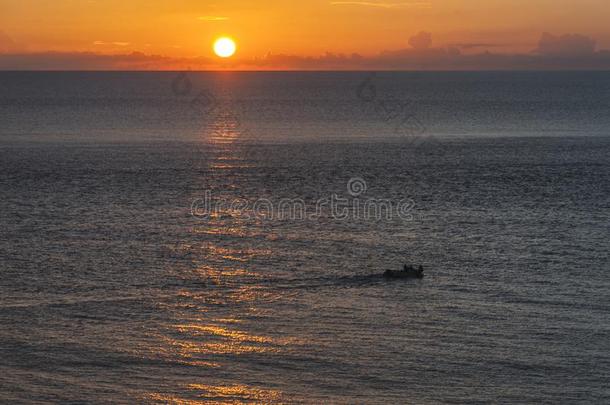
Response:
[1, 72, 609, 403]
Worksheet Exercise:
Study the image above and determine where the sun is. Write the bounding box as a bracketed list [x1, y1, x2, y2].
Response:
[213, 37, 236, 58]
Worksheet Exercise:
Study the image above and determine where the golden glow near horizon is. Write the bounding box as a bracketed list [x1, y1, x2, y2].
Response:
[1, 0, 610, 69]
[213, 37, 236, 58]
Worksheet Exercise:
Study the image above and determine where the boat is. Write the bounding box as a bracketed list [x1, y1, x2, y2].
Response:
[383, 266, 424, 279]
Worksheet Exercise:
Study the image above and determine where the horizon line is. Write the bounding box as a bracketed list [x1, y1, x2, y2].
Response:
[3, 68, 610, 73]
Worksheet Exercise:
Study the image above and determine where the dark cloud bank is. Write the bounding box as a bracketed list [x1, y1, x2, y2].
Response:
[1, 32, 610, 70]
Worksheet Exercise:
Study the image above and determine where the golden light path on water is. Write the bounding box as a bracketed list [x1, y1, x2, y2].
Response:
[147, 383, 283, 404]
[142, 110, 303, 404]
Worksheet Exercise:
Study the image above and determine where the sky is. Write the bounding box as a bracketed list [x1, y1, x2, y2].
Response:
[1, 0, 610, 70]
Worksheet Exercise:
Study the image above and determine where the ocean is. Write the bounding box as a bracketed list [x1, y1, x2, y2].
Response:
[1, 72, 609, 403]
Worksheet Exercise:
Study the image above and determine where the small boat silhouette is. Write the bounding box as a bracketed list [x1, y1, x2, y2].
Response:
[383, 265, 424, 279]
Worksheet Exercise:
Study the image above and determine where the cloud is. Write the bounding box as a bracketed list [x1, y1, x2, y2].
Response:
[248, 51, 365, 69]
[93, 41, 131, 47]
[536, 32, 596, 56]
[2, 32, 610, 71]
[242, 32, 610, 70]
[198, 16, 229, 21]
[452, 43, 505, 50]
[330, 1, 431, 9]
[408, 31, 432, 50]
[0, 51, 214, 70]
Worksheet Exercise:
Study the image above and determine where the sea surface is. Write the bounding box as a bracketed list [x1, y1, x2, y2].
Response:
[1, 72, 609, 403]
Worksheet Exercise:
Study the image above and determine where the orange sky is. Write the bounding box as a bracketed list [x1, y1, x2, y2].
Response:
[1, 0, 610, 69]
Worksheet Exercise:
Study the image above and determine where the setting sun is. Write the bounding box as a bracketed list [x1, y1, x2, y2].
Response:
[213, 37, 236, 58]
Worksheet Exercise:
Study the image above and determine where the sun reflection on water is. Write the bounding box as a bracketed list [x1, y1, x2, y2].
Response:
[188, 384, 283, 403]
[207, 111, 243, 145]
[146, 383, 284, 404]
[175, 324, 275, 344]
[150, 112, 295, 403]
[165, 319, 303, 357]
